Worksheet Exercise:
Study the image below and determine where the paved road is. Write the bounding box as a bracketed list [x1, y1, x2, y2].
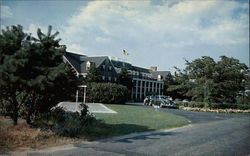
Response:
[19, 106, 250, 156]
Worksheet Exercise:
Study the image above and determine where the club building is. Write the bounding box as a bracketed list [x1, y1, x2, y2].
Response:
[63, 51, 172, 101]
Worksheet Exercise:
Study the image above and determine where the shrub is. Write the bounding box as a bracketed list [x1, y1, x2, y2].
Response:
[0, 100, 12, 117]
[33, 104, 98, 137]
[188, 102, 205, 108]
[175, 101, 250, 110]
[87, 83, 129, 104]
[209, 103, 250, 110]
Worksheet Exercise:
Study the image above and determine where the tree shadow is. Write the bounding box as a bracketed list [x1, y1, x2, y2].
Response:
[74, 123, 177, 148]
[112, 131, 176, 143]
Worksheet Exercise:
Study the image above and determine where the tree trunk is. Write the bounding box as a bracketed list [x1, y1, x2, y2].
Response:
[26, 110, 32, 125]
[13, 104, 18, 125]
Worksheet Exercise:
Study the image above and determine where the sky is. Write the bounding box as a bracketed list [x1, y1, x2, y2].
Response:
[1, 0, 249, 73]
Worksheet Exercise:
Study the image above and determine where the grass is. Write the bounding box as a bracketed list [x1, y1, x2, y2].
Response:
[0, 104, 189, 151]
[87, 104, 189, 139]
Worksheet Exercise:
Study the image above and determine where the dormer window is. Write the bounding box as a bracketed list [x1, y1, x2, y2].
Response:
[109, 66, 112, 71]
[157, 75, 162, 81]
[86, 61, 91, 71]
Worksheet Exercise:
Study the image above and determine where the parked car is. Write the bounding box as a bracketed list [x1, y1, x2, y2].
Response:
[144, 95, 178, 109]
[143, 96, 154, 106]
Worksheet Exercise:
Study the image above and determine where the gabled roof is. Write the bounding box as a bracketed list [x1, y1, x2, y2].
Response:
[151, 71, 171, 79]
[64, 52, 85, 73]
[64, 52, 109, 73]
[80, 56, 108, 73]
[110, 59, 133, 69]
[83, 57, 108, 68]
[132, 66, 151, 73]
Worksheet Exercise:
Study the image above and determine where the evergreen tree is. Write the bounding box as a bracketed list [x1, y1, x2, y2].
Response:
[85, 65, 102, 82]
[119, 68, 133, 90]
[0, 25, 78, 125]
[0, 25, 30, 125]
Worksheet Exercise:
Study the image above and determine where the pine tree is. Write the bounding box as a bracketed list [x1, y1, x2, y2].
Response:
[0, 25, 78, 125]
[0, 25, 29, 125]
[119, 68, 133, 90]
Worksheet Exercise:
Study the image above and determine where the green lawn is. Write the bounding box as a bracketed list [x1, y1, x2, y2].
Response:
[86, 104, 189, 139]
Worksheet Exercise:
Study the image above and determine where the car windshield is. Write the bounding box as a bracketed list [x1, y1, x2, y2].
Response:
[159, 96, 168, 99]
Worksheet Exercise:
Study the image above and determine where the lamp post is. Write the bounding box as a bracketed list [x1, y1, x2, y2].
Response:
[76, 85, 87, 104]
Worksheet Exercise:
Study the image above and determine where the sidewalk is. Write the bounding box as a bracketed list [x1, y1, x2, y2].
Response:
[55, 102, 117, 114]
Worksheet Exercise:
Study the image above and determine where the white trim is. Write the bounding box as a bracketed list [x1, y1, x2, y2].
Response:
[63, 55, 80, 76]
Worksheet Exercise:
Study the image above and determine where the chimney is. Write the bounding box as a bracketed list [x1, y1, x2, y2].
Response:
[150, 66, 157, 71]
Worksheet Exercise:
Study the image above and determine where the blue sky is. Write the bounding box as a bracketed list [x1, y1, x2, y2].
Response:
[1, 0, 249, 73]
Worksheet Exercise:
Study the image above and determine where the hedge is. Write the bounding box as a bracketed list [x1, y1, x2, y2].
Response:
[176, 101, 250, 110]
[86, 83, 129, 104]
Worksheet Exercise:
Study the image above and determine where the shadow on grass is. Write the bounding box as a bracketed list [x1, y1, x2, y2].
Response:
[82, 122, 155, 141]
[74, 122, 178, 148]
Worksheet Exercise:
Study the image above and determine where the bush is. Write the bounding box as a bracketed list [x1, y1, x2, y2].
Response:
[33, 104, 98, 137]
[0, 100, 12, 117]
[87, 83, 129, 104]
[175, 101, 250, 110]
[209, 103, 250, 110]
[188, 102, 205, 108]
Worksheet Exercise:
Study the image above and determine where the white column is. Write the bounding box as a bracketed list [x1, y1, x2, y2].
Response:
[149, 81, 151, 93]
[158, 83, 161, 95]
[161, 83, 163, 95]
[144, 80, 147, 97]
[152, 82, 155, 94]
[131, 80, 134, 99]
[76, 90, 79, 103]
[139, 80, 143, 100]
[83, 87, 86, 104]
[135, 80, 138, 100]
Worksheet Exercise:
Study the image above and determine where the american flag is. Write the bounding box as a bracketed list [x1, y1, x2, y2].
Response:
[123, 50, 129, 56]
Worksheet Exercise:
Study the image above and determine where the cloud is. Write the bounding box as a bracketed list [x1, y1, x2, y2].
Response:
[1, 6, 13, 19]
[24, 24, 60, 39]
[24, 24, 43, 36]
[66, 43, 87, 53]
[61, 0, 249, 70]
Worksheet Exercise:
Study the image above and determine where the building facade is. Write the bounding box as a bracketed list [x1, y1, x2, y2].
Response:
[63, 52, 171, 101]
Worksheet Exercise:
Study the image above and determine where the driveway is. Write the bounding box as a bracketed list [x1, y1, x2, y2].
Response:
[13, 105, 250, 156]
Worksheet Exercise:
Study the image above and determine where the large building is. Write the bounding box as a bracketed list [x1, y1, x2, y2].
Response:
[63, 51, 172, 101]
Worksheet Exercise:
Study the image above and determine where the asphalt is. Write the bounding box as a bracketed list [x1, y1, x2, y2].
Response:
[8, 105, 250, 156]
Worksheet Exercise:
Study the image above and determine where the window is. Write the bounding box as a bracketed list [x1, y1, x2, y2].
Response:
[102, 76, 105, 81]
[109, 66, 112, 71]
[102, 65, 105, 70]
[108, 76, 111, 81]
[114, 77, 117, 82]
[86, 61, 91, 70]
[157, 75, 162, 81]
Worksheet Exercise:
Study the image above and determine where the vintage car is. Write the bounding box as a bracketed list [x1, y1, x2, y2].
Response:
[144, 95, 178, 109]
